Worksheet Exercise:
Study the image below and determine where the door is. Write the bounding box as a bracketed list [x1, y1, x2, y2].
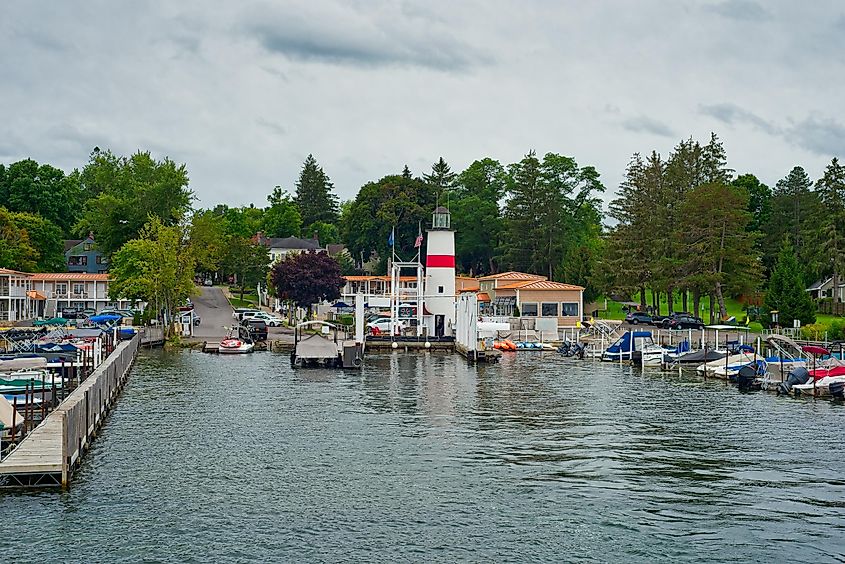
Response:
[435, 315, 445, 338]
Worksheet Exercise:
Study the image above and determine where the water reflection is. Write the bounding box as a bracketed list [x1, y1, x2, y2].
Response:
[0, 349, 843, 562]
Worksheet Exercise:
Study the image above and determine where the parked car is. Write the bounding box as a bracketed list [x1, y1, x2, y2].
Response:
[624, 311, 653, 325]
[241, 319, 268, 341]
[251, 311, 284, 327]
[193, 314, 201, 326]
[662, 315, 704, 330]
[240, 310, 264, 322]
[366, 318, 407, 335]
[233, 307, 256, 321]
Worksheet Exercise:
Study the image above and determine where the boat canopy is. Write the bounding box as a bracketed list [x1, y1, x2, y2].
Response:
[802, 345, 831, 356]
[704, 324, 751, 331]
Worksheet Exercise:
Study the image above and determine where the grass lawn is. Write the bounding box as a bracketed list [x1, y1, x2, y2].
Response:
[228, 294, 259, 308]
[594, 291, 765, 332]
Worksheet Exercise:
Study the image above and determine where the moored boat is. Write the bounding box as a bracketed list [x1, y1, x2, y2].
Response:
[219, 337, 254, 354]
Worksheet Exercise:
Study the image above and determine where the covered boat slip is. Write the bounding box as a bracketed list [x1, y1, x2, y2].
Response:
[291, 321, 363, 369]
[0, 335, 139, 488]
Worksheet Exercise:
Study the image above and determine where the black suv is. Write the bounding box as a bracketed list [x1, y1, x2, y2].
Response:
[624, 311, 653, 325]
[662, 315, 704, 330]
[241, 319, 268, 341]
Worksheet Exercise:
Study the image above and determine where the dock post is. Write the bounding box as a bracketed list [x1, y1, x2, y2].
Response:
[61, 411, 68, 488]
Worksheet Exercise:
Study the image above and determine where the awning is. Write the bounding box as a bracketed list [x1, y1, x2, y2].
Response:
[26, 290, 46, 300]
[477, 292, 491, 302]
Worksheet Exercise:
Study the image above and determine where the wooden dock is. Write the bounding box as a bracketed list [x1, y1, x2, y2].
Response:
[0, 334, 140, 488]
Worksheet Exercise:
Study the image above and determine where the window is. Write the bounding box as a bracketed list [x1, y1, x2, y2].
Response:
[562, 302, 579, 317]
[438, 285, 444, 294]
[96, 255, 104, 265]
[73, 283, 85, 295]
[541, 302, 559, 317]
[56, 283, 67, 296]
[83, 243, 93, 251]
[521, 302, 538, 316]
[68, 256, 88, 266]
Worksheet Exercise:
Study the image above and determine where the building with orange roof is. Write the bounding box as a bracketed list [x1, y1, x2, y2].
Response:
[476, 271, 584, 327]
[0, 269, 137, 323]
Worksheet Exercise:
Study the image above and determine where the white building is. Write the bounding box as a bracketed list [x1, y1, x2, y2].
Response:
[255, 234, 323, 265]
[0, 269, 137, 323]
[0, 268, 35, 322]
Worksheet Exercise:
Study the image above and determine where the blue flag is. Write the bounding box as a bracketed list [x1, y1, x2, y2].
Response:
[387, 229, 394, 247]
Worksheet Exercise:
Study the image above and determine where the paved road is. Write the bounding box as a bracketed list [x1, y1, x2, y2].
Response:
[192, 286, 234, 339]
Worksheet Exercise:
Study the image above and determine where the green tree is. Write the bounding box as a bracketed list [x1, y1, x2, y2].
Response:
[78, 150, 194, 256]
[304, 221, 338, 245]
[423, 157, 457, 200]
[109, 217, 196, 336]
[0, 159, 85, 234]
[678, 182, 759, 321]
[263, 187, 302, 238]
[766, 166, 822, 282]
[733, 173, 771, 235]
[10, 211, 65, 272]
[0, 206, 37, 271]
[499, 151, 604, 283]
[342, 174, 437, 270]
[188, 210, 227, 274]
[270, 250, 344, 319]
[222, 236, 270, 301]
[763, 240, 816, 327]
[451, 158, 505, 275]
[294, 154, 339, 228]
[815, 158, 845, 302]
[605, 152, 662, 308]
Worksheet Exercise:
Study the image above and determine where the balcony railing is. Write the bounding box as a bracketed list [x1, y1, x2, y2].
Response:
[0, 288, 27, 298]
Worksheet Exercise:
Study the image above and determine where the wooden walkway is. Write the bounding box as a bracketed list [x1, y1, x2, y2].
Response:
[0, 335, 140, 488]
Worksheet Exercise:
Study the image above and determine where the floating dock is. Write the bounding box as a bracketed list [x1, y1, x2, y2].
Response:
[0, 335, 139, 488]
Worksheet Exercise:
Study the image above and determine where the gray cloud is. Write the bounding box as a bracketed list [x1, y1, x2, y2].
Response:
[256, 118, 287, 136]
[621, 116, 675, 138]
[787, 117, 845, 157]
[242, 5, 490, 71]
[0, 1, 842, 208]
[705, 0, 771, 21]
[698, 103, 779, 134]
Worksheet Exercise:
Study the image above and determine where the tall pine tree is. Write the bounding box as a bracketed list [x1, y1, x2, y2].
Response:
[423, 157, 456, 201]
[294, 154, 339, 230]
[815, 157, 845, 302]
[763, 240, 815, 327]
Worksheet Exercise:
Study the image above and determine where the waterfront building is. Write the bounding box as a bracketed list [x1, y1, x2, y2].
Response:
[478, 271, 583, 328]
[64, 233, 109, 274]
[0, 268, 35, 322]
[0, 269, 138, 323]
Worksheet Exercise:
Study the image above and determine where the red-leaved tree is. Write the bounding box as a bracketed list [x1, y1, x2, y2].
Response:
[270, 250, 344, 320]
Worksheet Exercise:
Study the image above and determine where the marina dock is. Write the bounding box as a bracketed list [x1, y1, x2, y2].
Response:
[0, 334, 140, 488]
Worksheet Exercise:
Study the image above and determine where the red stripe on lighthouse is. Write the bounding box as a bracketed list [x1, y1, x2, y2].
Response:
[426, 255, 455, 268]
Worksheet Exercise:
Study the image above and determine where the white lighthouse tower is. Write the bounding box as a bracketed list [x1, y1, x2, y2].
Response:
[424, 206, 456, 337]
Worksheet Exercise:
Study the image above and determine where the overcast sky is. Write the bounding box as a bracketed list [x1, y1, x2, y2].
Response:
[2, 0, 844, 210]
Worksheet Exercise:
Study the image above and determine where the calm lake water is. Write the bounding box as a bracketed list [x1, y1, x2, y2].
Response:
[1, 350, 844, 562]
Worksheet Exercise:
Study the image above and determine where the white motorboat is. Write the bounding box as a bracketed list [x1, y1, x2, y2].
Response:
[640, 344, 666, 367]
[697, 351, 757, 376]
[219, 337, 254, 354]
